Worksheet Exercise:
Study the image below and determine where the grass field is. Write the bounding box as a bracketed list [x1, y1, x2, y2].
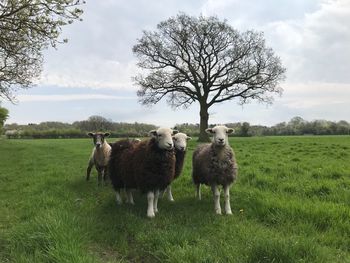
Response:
[1, 136, 350, 262]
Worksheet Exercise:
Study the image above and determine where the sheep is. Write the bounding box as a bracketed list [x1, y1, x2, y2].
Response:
[192, 125, 238, 215]
[163, 132, 191, 201]
[86, 132, 111, 186]
[108, 127, 177, 218]
[5, 129, 19, 139]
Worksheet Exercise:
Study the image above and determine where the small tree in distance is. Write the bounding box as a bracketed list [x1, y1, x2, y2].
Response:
[0, 103, 9, 133]
[133, 13, 286, 141]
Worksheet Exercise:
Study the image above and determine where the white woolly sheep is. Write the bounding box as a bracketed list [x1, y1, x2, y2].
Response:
[86, 132, 111, 186]
[164, 132, 191, 201]
[109, 127, 177, 218]
[192, 125, 238, 215]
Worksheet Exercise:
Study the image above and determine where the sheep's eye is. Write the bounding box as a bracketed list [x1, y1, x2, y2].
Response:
[158, 134, 162, 137]
[174, 138, 177, 141]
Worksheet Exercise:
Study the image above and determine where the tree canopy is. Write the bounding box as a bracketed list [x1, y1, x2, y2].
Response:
[0, 103, 8, 129]
[133, 13, 286, 141]
[0, 0, 84, 101]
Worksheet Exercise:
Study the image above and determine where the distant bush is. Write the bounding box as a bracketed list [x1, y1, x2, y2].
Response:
[19, 129, 85, 139]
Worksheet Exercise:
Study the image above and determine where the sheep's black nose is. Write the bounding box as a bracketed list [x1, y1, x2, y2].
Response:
[218, 138, 224, 142]
[180, 147, 185, 151]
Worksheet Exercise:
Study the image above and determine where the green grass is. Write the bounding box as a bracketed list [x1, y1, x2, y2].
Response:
[1, 136, 350, 262]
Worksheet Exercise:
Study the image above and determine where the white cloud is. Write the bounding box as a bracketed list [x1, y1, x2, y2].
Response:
[39, 57, 139, 90]
[38, 0, 204, 91]
[263, 0, 350, 83]
[280, 82, 350, 109]
[17, 94, 136, 102]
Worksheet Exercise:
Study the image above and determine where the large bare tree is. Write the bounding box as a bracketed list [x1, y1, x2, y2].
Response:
[0, 0, 84, 102]
[133, 13, 286, 141]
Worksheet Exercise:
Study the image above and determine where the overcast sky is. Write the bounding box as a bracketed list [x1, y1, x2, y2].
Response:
[3, 0, 350, 126]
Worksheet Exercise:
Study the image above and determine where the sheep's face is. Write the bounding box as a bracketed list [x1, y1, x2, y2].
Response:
[206, 126, 234, 147]
[149, 128, 178, 150]
[88, 132, 110, 148]
[173, 133, 192, 152]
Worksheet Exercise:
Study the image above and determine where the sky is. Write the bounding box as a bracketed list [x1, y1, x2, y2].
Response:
[3, 0, 350, 127]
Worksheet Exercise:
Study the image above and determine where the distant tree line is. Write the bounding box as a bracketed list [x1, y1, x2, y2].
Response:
[2, 115, 350, 139]
[3, 116, 157, 139]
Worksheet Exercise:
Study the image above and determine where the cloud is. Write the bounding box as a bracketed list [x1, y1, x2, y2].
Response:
[39, 58, 139, 90]
[17, 94, 136, 102]
[201, 0, 320, 28]
[263, 0, 350, 83]
[201, 0, 350, 85]
[280, 82, 350, 109]
[39, 0, 205, 90]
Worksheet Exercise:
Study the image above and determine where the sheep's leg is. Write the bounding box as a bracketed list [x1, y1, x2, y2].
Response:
[147, 191, 155, 218]
[102, 167, 109, 185]
[223, 184, 232, 215]
[196, 184, 201, 200]
[166, 185, 174, 202]
[211, 184, 222, 215]
[86, 159, 94, 181]
[126, 189, 134, 205]
[153, 190, 160, 213]
[115, 190, 123, 205]
[97, 170, 102, 186]
[101, 169, 106, 186]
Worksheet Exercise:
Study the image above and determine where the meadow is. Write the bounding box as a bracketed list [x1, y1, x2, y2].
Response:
[0, 136, 350, 262]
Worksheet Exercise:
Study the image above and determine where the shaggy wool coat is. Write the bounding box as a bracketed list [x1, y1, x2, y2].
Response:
[109, 138, 176, 193]
[192, 143, 238, 186]
[174, 149, 186, 180]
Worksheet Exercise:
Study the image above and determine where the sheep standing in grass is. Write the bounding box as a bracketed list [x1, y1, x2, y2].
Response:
[192, 125, 238, 215]
[164, 132, 191, 201]
[86, 132, 111, 186]
[108, 128, 177, 218]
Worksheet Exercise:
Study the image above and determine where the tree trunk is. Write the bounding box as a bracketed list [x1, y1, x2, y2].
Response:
[198, 103, 210, 142]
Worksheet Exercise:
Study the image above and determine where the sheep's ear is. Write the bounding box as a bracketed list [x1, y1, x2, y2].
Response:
[104, 132, 110, 137]
[87, 132, 94, 137]
[172, 129, 179, 135]
[149, 130, 157, 137]
[226, 128, 235, 134]
[186, 136, 192, 140]
[206, 128, 214, 134]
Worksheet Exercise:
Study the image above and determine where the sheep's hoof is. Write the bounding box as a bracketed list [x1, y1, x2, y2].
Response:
[226, 210, 233, 215]
[215, 209, 222, 215]
[154, 208, 159, 213]
[169, 198, 175, 202]
[147, 212, 155, 218]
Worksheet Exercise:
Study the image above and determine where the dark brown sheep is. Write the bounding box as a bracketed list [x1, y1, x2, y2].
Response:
[192, 125, 238, 215]
[108, 127, 177, 218]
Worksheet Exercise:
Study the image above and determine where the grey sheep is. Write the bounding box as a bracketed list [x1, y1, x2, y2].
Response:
[192, 125, 238, 215]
